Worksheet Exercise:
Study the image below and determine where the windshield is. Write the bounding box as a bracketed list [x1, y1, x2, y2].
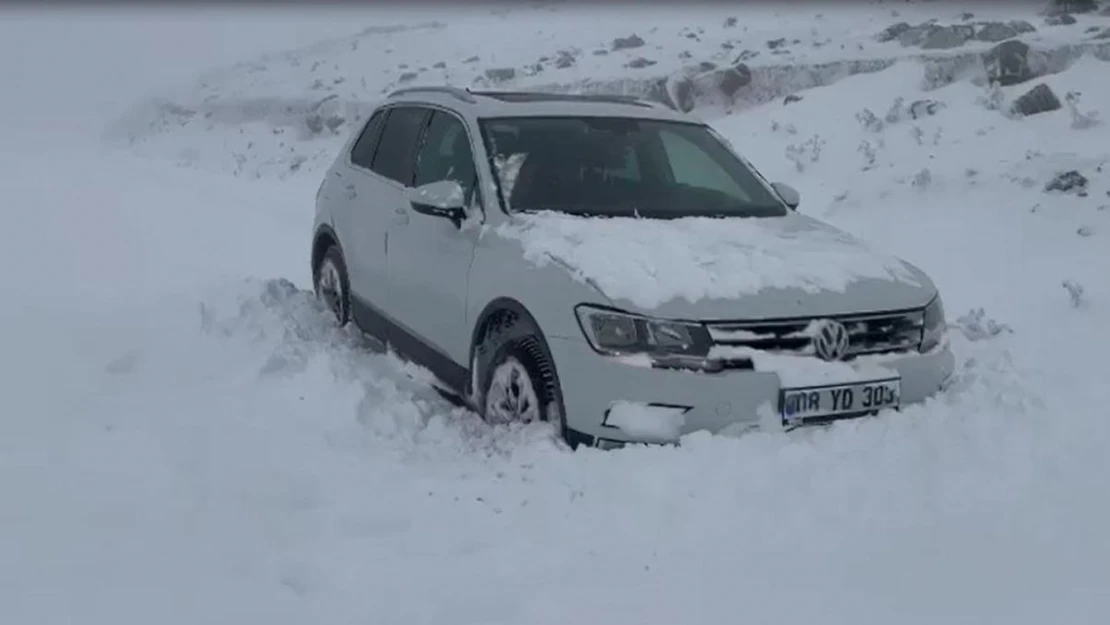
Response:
[478, 116, 788, 219]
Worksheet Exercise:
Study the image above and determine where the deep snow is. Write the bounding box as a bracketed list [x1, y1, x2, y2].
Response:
[3, 5, 1110, 625]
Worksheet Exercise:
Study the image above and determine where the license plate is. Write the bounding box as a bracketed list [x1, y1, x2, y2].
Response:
[780, 378, 901, 424]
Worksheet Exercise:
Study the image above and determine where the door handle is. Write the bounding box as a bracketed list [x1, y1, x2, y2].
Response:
[392, 205, 409, 225]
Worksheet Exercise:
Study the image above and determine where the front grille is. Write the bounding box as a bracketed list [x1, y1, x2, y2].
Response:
[705, 309, 925, 359]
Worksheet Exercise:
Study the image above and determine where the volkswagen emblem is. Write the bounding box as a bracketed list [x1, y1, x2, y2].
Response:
[812, 319, 850, 361]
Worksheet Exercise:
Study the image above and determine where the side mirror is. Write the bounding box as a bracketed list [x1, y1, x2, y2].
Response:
[771, 182, 800, 210]
[408, 180, 467, 227]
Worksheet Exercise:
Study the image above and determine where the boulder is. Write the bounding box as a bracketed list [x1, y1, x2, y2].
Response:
[876, 22, 912, 43]
[661, 75, 696, 113]
[612, 34, 645, 51]
[484, 67, 516, 83]
[981, 39, 1044, 86]
[626, 57, 657, 69]
[898, 23, 943, 47]
[1045, 13, 1078, 25]
[921, 25, 976, 49]
[1042, 0, 1098, 15]
[1011, 83, 1062, 116]
[974, 20, 1037, 42]
[717, 63, 753, 98]
[1044, 170, 1089, 193]
[909, 99, 945, 118]
[554, 51, 576, 69]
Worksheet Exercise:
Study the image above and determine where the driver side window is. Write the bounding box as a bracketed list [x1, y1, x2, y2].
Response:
[414, 111, 478, 203]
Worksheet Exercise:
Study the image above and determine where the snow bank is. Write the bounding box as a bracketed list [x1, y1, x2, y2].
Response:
[495, 211, 921, 309]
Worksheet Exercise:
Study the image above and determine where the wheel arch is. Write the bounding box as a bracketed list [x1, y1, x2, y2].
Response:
[467, 297, 564, 401]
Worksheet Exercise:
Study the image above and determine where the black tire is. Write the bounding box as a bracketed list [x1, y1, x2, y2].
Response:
[313, 245, 351, 326]
[477, 329, 567, 442]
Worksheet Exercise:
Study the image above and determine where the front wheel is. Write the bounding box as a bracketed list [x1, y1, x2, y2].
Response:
[479, 337, 567, 441]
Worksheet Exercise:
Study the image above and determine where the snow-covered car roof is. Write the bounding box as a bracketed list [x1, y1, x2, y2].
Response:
[382, 86, 699, 123]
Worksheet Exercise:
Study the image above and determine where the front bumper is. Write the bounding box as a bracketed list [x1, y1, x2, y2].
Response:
[547, 336, 956, 446]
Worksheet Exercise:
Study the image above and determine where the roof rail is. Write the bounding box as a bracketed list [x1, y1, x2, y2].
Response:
[639, 98, 677, 111]
[468, 89, 675, 111]
[554, 92, 675, 111]
[617, 96, 676, 111]
[593, 93, 675, 111]
[386, 85, 476, 103]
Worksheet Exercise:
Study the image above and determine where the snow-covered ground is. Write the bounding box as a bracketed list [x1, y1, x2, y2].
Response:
[3, 4, 1110, 624]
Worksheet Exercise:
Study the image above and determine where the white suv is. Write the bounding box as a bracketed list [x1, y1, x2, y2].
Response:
[311, 86, 954, 448]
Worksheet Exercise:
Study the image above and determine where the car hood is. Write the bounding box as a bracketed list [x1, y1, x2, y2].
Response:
[495, 211, 936, 320]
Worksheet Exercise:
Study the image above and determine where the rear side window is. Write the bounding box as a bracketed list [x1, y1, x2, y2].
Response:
[349, 109, 386, 169]
[370, 107, 431, 185]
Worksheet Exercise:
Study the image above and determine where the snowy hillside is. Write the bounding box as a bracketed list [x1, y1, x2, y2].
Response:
[3, 2, 1110, 624]
[110, 2, 1110, 178]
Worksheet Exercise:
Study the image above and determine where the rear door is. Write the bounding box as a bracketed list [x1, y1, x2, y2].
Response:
[332, 109, 388, 328]
[342, 106, 431, 335]
[352, 105, 432, 337]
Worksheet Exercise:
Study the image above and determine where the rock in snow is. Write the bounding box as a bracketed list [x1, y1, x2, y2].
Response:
[1044, 170, 1090, 193]
[982, 39, 1044, 86]
[1011, 83, 1063, 117]
[1042, 0, 1099, 16]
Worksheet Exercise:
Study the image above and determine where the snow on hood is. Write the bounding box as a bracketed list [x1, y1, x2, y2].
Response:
[495, 212, 923, 310]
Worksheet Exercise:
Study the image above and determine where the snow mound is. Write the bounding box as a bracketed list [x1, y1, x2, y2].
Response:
[198, 277, 366, 376]
[194, 277, 569, 454]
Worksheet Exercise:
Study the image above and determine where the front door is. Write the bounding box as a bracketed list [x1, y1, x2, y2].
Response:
[381, 108, 481, 389]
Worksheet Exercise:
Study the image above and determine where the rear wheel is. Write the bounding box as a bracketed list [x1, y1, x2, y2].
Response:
[313, 245, 350, 326]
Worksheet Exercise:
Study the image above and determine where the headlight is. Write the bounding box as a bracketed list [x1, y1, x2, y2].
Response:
[574, 305, 711, 357]
[920, 294, 947, 352]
